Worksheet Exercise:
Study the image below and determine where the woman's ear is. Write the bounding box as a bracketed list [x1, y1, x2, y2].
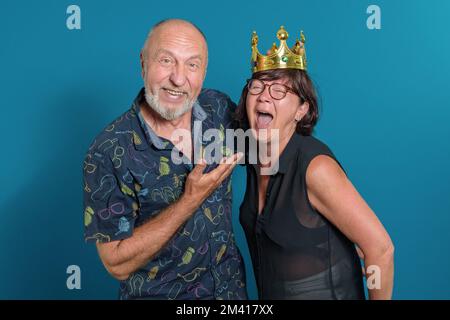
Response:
[295, 101, 309, 121]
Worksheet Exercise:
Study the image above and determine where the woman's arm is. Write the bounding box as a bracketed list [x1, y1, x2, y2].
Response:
[306, 155, 394, 300]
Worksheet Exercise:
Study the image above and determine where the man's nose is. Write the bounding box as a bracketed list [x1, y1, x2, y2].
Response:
[169, 64, 187, 87]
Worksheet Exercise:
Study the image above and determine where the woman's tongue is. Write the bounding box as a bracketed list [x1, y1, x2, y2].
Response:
[256, 112, 273, 129]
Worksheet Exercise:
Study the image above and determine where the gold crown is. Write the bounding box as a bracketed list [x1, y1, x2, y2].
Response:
[251, 26, 307, 73]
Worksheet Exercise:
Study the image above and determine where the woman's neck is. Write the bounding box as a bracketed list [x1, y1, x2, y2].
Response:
[258, 127, 296, 169]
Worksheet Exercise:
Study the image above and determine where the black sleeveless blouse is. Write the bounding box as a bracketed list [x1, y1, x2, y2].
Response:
[239, 133, 365, 300]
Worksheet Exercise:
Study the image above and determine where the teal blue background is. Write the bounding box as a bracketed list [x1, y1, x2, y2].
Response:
[1, 0, 449, 299]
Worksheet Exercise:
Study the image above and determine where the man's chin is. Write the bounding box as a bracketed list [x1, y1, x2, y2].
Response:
[145, 92, 192, 120]
[156, 103, 193, 121]
[161, 102, 187, 112]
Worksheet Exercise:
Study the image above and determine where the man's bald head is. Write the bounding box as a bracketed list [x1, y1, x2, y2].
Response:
[142, 19, 208, 66]
[150, 19, 207, 42]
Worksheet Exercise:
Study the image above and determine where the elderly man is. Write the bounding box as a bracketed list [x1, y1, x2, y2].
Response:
[83, 19, 246, 300]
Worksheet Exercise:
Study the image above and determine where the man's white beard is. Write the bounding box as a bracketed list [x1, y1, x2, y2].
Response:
[144, 85, 194, 121]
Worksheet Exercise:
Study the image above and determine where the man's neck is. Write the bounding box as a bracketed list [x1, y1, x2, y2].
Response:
[140, 101, 192, 141]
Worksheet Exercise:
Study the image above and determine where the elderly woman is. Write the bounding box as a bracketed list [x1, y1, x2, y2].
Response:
[236, 26, 394, 300]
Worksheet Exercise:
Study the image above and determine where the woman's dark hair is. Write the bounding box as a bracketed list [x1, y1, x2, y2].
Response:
[234, 68, 319, 135]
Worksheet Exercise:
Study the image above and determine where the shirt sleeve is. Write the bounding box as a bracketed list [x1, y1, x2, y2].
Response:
[223, 95, 237, 131]
[83, 150, 138, 243]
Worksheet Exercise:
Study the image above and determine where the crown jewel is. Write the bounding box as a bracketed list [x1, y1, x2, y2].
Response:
[251, 26, 307, 73]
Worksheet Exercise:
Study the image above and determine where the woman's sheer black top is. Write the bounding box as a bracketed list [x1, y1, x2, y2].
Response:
[239, 133, 365, 300]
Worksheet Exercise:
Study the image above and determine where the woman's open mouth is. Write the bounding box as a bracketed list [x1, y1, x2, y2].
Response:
[256, 111, 274, 129]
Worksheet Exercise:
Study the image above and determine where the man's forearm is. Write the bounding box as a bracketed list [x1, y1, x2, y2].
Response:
[98, 194, 200, 280]
[97, 155, 240, 280]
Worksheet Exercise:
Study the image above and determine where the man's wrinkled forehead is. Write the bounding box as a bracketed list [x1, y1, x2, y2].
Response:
[145, 20, 208, 59]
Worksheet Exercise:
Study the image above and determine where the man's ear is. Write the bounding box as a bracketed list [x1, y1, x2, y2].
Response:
[140, 51, 145, 79]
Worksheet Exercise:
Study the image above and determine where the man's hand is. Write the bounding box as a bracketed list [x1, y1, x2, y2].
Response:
[181, 153, 243, 208]
[96, 152, 243, 281]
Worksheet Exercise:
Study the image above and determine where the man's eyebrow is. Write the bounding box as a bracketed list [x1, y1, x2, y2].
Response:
[186, 54, 203, 61]
[153, 49, 174, 58]
[154, 49, 204, 61]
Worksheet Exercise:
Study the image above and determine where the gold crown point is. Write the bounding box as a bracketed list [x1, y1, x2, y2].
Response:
[292, 39, 301, 54]
[277, 26, 288, 40]
[251, 31, 258, 45]
[268, 42, 278, 54]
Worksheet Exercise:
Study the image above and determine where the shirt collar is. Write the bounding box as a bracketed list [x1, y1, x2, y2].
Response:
[130, 87, 207, 151]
